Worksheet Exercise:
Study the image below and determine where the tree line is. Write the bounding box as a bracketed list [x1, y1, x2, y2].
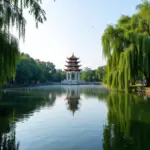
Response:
[7, 52, 106, 84]
[102, 1, 150, 90]
[12, 53, 65, 84]
[13, 53, 106, 84]
[80, 66, 106, 82]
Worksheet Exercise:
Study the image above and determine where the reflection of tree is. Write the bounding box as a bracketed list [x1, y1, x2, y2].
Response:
[48, 93, 56, 107]
[0, 109, 19, 150]
[0, 89, 60, 150]
[82, 87, 108, 101]
[0, 90, 58, 121]
[65, 86, 80, 115]
[103, 92, 150, 150]
[0, 131, 19, 150]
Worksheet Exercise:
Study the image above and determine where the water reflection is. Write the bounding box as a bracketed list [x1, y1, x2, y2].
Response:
[0, 108, 19, 150]
[65, 86, 81, 115]
[103, 93, 150, 150]
[0, 86, 150, 150]
[0, 89, 58, 150]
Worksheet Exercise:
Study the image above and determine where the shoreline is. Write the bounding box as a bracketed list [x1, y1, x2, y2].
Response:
[129, 86, 150, 97]
[4, 83, 150, 97]
[3, 82, 101, 89]
[100, 84, 150, 97]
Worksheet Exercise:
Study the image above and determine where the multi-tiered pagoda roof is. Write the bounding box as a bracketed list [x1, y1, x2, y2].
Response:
[65, 54, 81, 71]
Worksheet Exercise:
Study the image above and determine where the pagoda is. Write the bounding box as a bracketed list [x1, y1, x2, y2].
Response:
[63, 53, 82, 84]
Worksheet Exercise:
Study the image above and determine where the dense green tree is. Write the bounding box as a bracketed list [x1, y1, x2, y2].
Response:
[81, 70, 96, 81]
[36, 59, 56, 81]
[15, 53, 44, 84]
[96, 66, 106, 82]
[14, 53, 65, 84]
[52, 69, 65, 82]
[102, 1, 150, 90]
[0, 0, 47, 87]
[81, 66, 105, 82]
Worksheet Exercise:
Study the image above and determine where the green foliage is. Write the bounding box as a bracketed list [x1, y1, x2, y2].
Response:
[97, 66, 106, 82]
[15, 53, 65, 84]
[36, 59, 56, 82]
[102, 0, 150, 90]
[80, 66, 106, 82]
[52, 69, 66, 82]
[0, 32, 20, 88]
[0, 0, 47, 88]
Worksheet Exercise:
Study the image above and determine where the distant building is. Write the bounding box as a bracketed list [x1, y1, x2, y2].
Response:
[82, 67, 91, 72]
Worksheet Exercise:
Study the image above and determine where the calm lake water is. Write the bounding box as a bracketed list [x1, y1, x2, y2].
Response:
[0, 85, 150, 150]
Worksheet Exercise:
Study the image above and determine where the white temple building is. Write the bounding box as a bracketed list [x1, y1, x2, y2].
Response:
[62, 54, 84, 84]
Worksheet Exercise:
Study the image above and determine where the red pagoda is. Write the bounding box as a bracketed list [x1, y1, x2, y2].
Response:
[64, 53, 81, 82]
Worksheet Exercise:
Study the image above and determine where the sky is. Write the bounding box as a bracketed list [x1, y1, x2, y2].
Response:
[15, 0, 141, 69]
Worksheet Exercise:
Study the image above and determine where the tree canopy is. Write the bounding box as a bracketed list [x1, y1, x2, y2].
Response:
[80, 66, 106, 82]
[0, 0, 47, 87]
[14, 53, 65, 84]
[102, 0, 150, 90]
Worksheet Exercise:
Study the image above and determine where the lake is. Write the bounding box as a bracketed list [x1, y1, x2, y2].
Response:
[0, 85, 150, 150]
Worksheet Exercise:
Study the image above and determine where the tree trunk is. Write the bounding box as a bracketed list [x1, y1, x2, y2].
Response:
[146, 77, 150, 87]
[131, 81, 136, 85]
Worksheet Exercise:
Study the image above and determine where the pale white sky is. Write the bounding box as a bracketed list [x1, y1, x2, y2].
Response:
[13, 0, 141, 69]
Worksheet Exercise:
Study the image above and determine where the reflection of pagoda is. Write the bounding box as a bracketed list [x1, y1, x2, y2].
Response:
[65, 86, 80, 115]
[62, 53, 82, 84]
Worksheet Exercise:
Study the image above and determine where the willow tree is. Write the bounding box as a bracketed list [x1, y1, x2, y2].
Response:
[0, 0, 48, 87]
[102, 0, 150, 90]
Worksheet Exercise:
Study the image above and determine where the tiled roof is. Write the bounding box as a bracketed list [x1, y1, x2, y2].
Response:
[65, 53, 81, 71]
